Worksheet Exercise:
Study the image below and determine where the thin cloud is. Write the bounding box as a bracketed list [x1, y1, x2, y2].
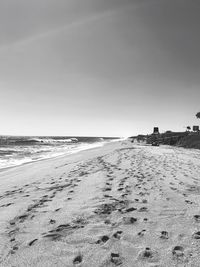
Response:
[0, 0, 157, 51]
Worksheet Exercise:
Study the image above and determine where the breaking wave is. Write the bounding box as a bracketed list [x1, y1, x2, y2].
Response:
[0, 136, 119, 170]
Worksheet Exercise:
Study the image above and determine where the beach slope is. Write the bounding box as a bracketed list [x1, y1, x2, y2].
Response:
[1, 141, 200, 266]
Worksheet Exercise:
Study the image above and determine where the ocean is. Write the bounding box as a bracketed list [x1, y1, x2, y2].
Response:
[0, 136, 119, 170]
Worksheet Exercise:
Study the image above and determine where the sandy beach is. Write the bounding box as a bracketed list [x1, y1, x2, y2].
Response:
[1, 140, 200, 266]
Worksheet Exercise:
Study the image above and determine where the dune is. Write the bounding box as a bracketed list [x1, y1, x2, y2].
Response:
[1, 140, 200, 266]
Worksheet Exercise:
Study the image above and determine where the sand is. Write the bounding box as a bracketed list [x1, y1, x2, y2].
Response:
[1, 140, 200, 266]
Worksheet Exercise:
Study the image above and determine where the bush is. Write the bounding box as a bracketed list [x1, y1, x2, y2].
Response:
[177, 134, 200, 149]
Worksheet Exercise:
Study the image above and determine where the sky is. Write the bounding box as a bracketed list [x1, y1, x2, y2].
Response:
[0, 0, 200, 137]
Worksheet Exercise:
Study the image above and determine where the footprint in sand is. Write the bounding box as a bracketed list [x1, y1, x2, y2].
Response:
[138, 247, 159, 263]
[54, 208, 61, 212]
[43, 233, 62, 241]
[117, 188, 124, 191]
[103, 187, 112, 192]
[0, 203, 14, 207]
[96, 235, 110, 244]
[10, 220, 16, 226]
[138, 207, 148, 212]
[17, 213, 29, 223]
[138, 229, 146, 237]
[185, 200, 193, 204]
[142, 247, 153, 257]
[69, 190, 74, 193]
[11, 245, 18, 254]
[126, 207, 137, 212]
[194, 215, 200, 222]
[172, 246, 184, 258]
[160, 231, 169, 239]
[193, 231, 200, 239]
[113, 231, 123, 239]
[104, 219, 111, 224]
[73, 254, 83, 265]
[122, 217, 137, 224]
[110, 252, 123, 266]
[28, 239, 38, 246]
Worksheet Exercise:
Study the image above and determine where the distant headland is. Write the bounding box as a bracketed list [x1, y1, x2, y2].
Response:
[130, 112, 200, 149]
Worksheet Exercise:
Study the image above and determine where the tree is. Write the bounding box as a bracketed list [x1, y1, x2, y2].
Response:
[196, 112, 200, 119]
[186, 126, 191, 131]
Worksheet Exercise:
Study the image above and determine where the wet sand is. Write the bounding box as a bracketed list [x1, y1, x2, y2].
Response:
[1, 141, 200, 266]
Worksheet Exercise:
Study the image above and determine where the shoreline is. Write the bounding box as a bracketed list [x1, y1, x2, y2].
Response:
[0, 140, 115, 173]
[0, 140, 122, 193]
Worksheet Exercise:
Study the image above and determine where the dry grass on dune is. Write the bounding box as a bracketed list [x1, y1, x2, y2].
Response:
[178, 134, 200, 149]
